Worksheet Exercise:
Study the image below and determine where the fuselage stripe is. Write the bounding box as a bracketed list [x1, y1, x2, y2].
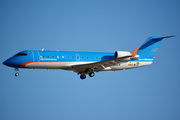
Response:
[21, 61, 98, 68]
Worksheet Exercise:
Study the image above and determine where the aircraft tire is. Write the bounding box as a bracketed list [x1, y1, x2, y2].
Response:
[89, 72, 95, 77]
[80, 74, 86, 80]
[15, 73, 19, 77]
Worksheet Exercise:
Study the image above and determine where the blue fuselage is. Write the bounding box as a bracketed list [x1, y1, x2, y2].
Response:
[3, 50, 116, 68]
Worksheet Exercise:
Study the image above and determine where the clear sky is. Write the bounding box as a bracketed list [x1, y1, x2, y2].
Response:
[0, 0, 180, 120]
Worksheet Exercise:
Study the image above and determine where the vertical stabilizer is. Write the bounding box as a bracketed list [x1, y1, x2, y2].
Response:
[137, 36, 174, 59]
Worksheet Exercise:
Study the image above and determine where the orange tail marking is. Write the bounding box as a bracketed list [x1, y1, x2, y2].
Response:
[131, 47, 138, 56]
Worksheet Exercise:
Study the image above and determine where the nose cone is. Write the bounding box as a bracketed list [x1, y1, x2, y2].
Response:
[3, 60, 7, 65]
[3, 59, 10, 66]
[3, 57, 20, 68]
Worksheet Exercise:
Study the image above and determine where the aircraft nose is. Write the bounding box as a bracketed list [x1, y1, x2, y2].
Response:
[3, 57, 21, 68]
[3, 59, 9, 66]
[3, 58, 15, 67]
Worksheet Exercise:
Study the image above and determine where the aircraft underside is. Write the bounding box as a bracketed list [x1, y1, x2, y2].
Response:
[18, 61, 152, 79]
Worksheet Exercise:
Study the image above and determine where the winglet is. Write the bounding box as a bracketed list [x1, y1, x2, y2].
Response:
[131, 47, 138, 56]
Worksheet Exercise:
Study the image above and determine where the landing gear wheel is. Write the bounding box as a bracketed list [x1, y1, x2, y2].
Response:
[15, 73, 19, 77]
[89, 72, 95, 77]
[80, 74, 86, 80]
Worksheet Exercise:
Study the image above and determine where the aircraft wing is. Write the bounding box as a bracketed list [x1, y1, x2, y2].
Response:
[71, 47, 138, 73]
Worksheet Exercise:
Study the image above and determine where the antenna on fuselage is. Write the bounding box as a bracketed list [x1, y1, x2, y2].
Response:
[41, 48, 44, 51]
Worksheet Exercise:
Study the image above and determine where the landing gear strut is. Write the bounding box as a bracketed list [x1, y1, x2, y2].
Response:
[15, 68, 19, 77]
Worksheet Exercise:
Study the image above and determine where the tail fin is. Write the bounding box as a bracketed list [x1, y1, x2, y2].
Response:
[137, 36, 174, 59]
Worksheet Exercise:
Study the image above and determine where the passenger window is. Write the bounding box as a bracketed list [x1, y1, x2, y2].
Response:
[47, 56, 49, 58]
[96, 57, 98, 59]
[68, 56, 69, 59]
[82, 57, 84, 59]
[72, 56, 74, 59]
[57, 56, 59, 58]
[87, 57, 88, 59]
[42, 55, 44, 58]
[52, 56, 54, 58]
[91, 57, 93, 59]
[62, 56, 64, 58]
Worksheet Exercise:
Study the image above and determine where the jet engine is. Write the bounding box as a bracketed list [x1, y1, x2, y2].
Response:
[114, 51, 131, 58]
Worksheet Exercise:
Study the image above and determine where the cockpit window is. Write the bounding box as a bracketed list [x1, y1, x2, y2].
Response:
[14, 53, 28, 56]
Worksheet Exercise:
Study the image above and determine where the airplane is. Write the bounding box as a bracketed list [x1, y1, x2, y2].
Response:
[3, 36, 174, 80]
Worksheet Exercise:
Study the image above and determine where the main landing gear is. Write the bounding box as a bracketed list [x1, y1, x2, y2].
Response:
[80, 73, 86, 79]
[89, 72, 95, 77]
[79, 70, 95, 80]
[15, 68, 19, 77]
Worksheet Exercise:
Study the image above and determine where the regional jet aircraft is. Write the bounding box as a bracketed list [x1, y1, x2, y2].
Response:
[3, 36, 174, 79]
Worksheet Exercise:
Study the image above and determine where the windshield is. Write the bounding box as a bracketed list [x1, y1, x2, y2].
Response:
[14, 53, 28, 56]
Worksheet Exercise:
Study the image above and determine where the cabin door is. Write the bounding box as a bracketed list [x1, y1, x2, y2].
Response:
[32, 51, 40, 62]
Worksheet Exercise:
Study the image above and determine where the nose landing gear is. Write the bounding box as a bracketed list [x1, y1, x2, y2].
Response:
[15, 68, 19, 77]
[15, 72, 19, 76]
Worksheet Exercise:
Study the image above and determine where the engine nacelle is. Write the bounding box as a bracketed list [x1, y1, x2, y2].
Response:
[114, 51, 131, 58]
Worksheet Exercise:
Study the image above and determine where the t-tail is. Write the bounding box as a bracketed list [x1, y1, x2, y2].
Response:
[137, 36, 174, 60]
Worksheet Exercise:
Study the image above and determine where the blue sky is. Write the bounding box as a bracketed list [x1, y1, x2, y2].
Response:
[0, 0, 180, 120]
